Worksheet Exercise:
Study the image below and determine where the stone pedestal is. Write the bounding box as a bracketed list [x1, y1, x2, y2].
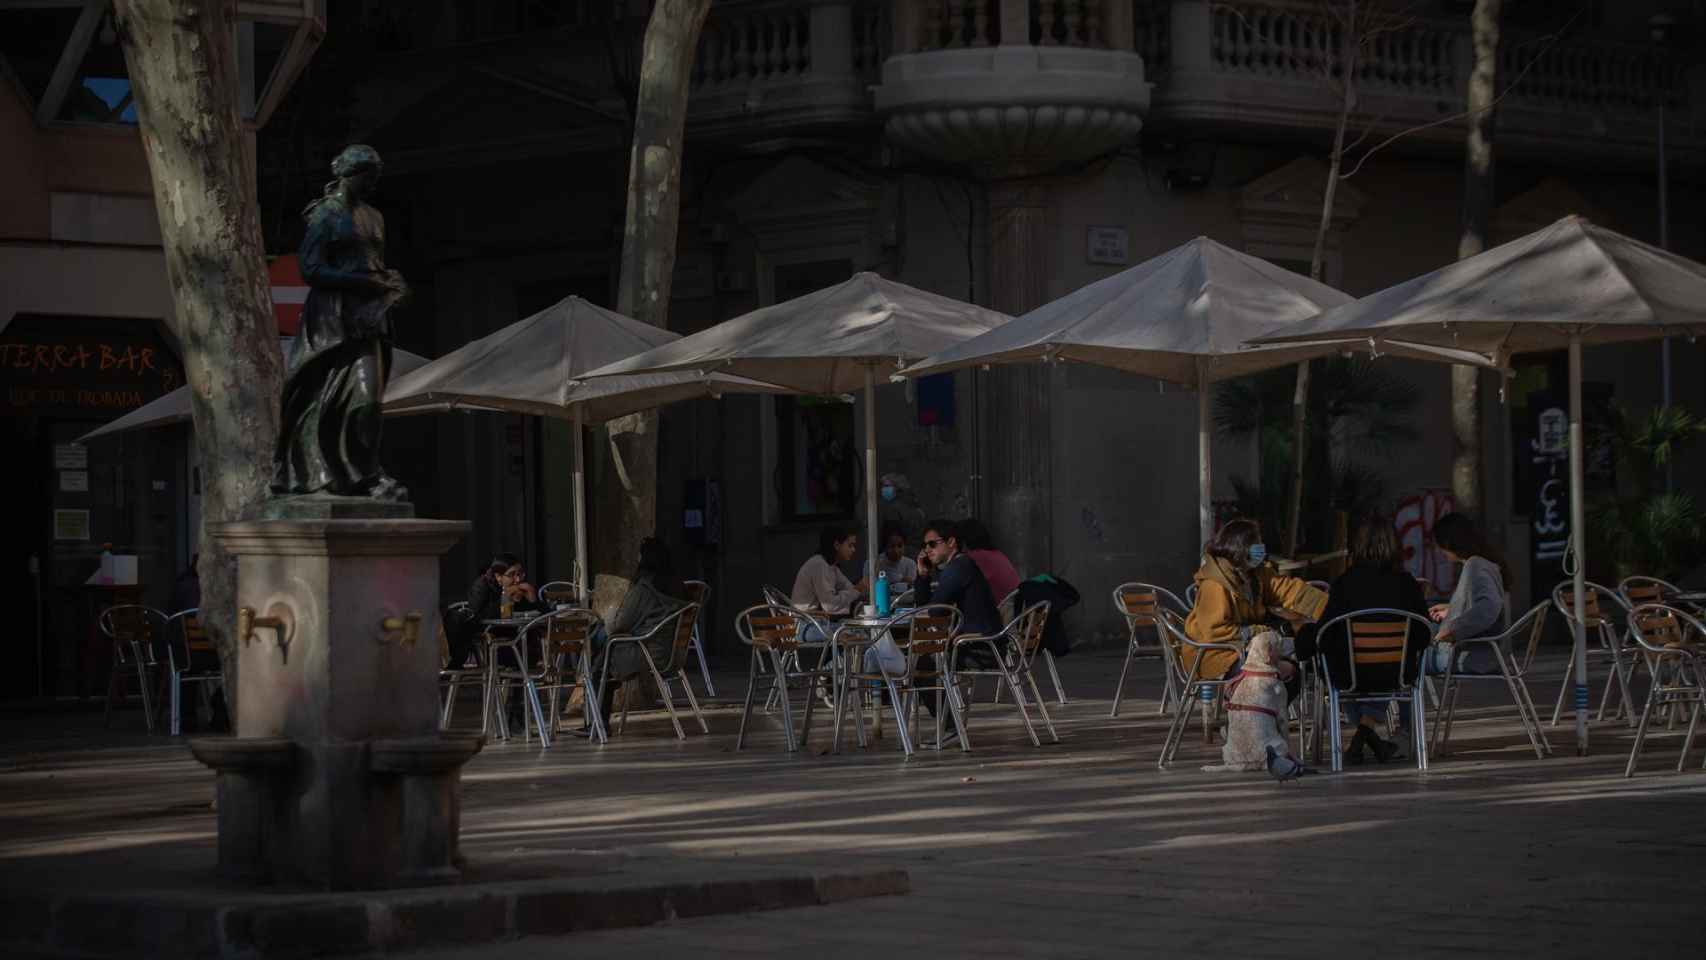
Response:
[194, 517, 476, 890]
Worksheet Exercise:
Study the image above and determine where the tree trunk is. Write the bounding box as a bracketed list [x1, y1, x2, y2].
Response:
[1288, 0, 1358, 556]
[113, 0, 283, 721]
[1452, 0, 1502, 520]
[591, 0, 711, 614]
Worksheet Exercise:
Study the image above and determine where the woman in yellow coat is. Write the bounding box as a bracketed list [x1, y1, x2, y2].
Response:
[1183, 519, 1328, 685]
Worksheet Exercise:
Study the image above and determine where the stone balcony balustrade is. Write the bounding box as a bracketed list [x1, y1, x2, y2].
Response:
[1145, 0, 1702, 165]
[688, 0, 889, 137]
[872, 1, 1151, 175]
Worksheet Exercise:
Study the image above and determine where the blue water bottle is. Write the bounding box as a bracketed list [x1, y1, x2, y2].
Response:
[873, 570, 890, 617]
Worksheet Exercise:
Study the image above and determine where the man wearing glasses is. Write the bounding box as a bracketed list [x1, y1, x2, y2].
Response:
[912, 520, 1002, 726]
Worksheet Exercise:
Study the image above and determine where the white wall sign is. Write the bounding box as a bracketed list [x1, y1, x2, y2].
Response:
[54, 509, 90, 541]
[1087, 226, 1129, 265]
[54, 444, 88, 469]
[60, 470, 89, 492]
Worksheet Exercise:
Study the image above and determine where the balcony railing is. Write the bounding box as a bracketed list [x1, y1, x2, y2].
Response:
[898, 1, 1136, 52]
[1143, 0, 1697, 161]
[688, 0, 886, 135]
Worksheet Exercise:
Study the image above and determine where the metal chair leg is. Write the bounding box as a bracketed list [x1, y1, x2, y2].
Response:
[1110, 642, 1137, 718]
[1043, 650, 1069, 705]
[1624, 677, 1662, 777]
[1026, 669, 1060, 743]
[736, 650, 761, 751]
[691, 628, 717, 697]
[678, 669, 710, 733]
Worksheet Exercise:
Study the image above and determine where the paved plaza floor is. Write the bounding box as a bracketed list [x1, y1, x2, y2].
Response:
[3, 648, 1704, 957]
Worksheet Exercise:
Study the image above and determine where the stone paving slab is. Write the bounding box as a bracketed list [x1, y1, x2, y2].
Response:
[4, 649, 1705, 958]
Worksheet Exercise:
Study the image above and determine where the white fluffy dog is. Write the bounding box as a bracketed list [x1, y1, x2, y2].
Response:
[1203, 630, 1293, 772]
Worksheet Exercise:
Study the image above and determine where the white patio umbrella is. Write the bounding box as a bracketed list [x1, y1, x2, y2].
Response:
[383, 295, 788, 603]
[1247, 215, 1706, 754]
[578, 272, 1012, 584]
[896, 237, 1498, 546]
[79, 345, 432, 442]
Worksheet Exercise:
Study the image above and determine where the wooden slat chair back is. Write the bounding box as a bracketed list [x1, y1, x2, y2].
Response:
[663, 603, 702, 672]
[1554, 582, 1621, 628]
[1350, 619, 1409, 668]
[744, 610, 803, 655]
[1013, 601, 1050, 658]
[1633, 608, 1690, 650]
[906, 610, 956, 659]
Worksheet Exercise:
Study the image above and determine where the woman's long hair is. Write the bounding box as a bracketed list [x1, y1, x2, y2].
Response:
[1349, 516, 1403, 573]
[1206, 518, 1262, 565]
[817, 524, 857, 564]
[635, 537, 686, 600]
[1432, 512, 1509, 582]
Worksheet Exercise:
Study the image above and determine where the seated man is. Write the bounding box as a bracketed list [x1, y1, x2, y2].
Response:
[911, 518, 1003, 719]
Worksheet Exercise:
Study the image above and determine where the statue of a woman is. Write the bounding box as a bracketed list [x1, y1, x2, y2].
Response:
[271, 145, 409, 502]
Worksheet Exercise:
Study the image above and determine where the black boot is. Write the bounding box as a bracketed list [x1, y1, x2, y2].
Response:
[1343, 725, 1370, 766]
[1366, 728, 1403, 764]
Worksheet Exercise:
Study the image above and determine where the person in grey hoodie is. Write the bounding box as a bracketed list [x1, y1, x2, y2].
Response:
[1425, 512, 1511, 675]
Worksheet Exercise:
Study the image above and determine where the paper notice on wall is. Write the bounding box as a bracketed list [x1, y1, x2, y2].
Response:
[59, 470, 89, 492]
[54, 444, 88, 469]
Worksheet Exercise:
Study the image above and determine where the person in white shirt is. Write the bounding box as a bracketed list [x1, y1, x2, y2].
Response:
[877, 529, 917, 596]
[791, 525, 868, 616]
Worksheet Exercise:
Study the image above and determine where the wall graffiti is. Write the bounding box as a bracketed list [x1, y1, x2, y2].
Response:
[1395, 489, 1456, 596]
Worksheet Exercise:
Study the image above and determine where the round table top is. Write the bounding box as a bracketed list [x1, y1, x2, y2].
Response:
[482, 616, 536, 628]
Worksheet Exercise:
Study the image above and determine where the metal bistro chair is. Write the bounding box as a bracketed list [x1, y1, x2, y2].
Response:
[1316, 608, 1436, 773]
[438, 601, 487, 731]
[538, 607, 608, 745]
[829, 605, 936, 757]
[1156, 609, 1240, 768]
[1550, 582, 1639, 729]
[1619, 576, 1682, 610]
[484, 611, 557, 747]
[735, 604, 835, 752]
[162, 609, 223, 736]
[1623, 603, 1706, 777]
[1430, 602, 1553, 760]
[1111, 582, 1189, 718]
[953, 601, 1058, 748]
[897, 604, 969, 752]
[99, 604, 169, 733]
[997, 589, 1068, 706]
[759, 584, 836, 712]
[599, 604, 705, 740]
[539, 580, 584, 607]
[682, 580, 717, 697]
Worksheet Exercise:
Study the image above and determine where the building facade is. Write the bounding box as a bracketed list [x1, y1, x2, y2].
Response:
[6, 1, 1701, 682]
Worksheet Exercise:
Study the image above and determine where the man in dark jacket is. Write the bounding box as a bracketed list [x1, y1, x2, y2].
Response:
[913, 519, 1001, 720]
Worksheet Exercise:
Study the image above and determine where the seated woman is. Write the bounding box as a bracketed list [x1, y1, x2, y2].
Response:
[590, 537, 688, 724]
[1183, 519, 1327, 696]
[957, 518, 1021, 605]
[877, 528, 918, 596]
[446, 553, 542, 668]
[1424, 512, 1510, 676]
[1300, 517, 1429, 764]
[791, 525, 868, 616]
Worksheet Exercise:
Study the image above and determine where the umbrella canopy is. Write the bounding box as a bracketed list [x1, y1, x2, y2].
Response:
[1246, 216, 1706, 355]
[80, 347, 432, 443]
[1247, 216, 1706, 757]
[895, 237, 1498, 543]
[898, 237, 1358, 385]
[579, 272, 1012, 392]
[383, 296, 785, 420]
[381, 295, 787, 659]
[580, 272, 1012, 587]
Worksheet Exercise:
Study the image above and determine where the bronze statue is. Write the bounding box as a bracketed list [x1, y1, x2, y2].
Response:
[271, 145, 409, 503]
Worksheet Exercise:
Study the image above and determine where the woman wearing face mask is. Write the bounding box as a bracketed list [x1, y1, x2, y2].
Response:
[1183, 519, 1327, 691]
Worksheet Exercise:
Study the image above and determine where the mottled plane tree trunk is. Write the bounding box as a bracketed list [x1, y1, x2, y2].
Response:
[1453, 0, 1503, 520]
[591, 0, 712, 612]
[113, 0, 283, 717]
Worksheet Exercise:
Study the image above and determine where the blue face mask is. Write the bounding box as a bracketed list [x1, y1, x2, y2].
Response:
[880, 484, 896, 502]
[1247, 543, 1268, 569]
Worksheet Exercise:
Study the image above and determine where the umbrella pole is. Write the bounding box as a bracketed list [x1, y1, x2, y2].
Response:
[573, 404, 589, 606]
[1568, 334, 1590, 755]
[1197, 360, 1213, 549]
[864, 364, 879, 590]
